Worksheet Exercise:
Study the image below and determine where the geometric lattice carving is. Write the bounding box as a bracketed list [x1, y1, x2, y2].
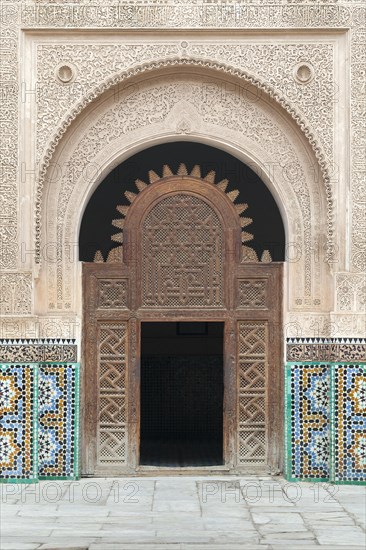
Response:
[237, 322, 267, 464]
[142, 194, 223, 308]
[238, 279, 267, 308]
[98, 324, 127, 464]
[98, 279, 127, 309]
[94, 166, 271, 271]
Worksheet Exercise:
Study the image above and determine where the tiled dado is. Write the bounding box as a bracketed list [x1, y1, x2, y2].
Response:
[0, 364, 38, 482]
[0, 363, 80, 482]
[0, 339, 77, 363]
[286, 338, 366, 363]
[285, 362, 366, 484]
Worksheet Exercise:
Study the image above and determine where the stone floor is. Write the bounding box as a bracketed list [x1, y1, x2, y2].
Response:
[0, 476, 365, 550]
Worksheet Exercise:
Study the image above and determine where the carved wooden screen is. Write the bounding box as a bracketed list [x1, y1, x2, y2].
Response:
[97, 322, 127, 466]
[237, 321, 267, 464]
[234, 265, 283, 473]
[142, 194, 223, 308]
[82, 173, 283, 476]
[82, 269, 131, 476]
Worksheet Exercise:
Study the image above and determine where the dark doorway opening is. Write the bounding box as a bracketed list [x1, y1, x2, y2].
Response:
[140, 322, 224, 467]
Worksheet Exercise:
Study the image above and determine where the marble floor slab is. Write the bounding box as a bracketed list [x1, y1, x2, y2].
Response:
[0, 477, 365, 549]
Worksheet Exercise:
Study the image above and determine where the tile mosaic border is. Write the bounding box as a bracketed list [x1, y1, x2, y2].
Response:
[331, 364, 366, 484]
[38, 363, 80, 481]
[0, 339, 76, 344]
[1, 362, 80, 483]
[285, 362, 330, 483]
[0, 364, 39, 484]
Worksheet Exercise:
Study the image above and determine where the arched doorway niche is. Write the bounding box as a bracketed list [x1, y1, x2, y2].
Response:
[81, 166, 285, 474]
[36, 67, 331, 335]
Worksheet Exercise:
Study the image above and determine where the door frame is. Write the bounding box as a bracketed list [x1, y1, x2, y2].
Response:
[81, 174, 283, 475]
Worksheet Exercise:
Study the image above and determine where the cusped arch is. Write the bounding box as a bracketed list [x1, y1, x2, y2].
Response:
[36, 57, 333, 265]
[94, 163, 264, 265]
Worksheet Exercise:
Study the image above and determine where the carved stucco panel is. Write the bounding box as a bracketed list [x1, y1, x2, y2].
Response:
[285, 312, 366, 339]
[36, 42, 335, 165]
[0, 273, 32, 315]
[0, 316, 79, 339]
[336, 273, 366, 313]
[350, 26, 366, 272]
[188, 43, 335, 161]
[36, 44, 180, 158]
[0, 6, 19, 269]
[21, 3, 354, 30]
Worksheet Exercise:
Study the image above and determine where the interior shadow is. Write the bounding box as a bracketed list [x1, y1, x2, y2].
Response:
[140, 322, 224, 467]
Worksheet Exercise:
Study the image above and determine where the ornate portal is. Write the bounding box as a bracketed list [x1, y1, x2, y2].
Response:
[83, 167, 282, 475]
[1, 0, 365, 489]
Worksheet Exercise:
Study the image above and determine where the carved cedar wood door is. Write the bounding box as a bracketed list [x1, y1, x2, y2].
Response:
[82, 165, 283, 475]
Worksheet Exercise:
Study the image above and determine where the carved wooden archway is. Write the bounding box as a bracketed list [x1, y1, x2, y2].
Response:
[82, 166, 283, 475]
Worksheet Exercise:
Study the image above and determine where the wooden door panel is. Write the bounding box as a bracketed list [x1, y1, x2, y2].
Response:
[82, 265, 132, 475]
[82, 178, 283, 476]
[96, 278, 129, 310]
[95, 322, 128, 473]
[236, 321, 268, 468]
[236, 263, 282, 313]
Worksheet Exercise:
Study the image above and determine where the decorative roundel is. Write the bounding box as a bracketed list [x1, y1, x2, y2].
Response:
[294, 63, 314, 85]
[55, 63, 76, 84]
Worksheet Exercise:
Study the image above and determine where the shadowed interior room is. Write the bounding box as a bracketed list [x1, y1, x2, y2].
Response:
[140, 322, 224, 467]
